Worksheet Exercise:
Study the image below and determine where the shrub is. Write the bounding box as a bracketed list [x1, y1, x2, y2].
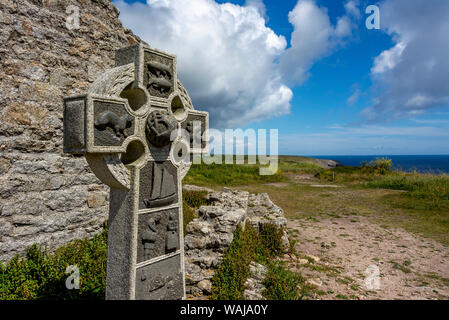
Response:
[316, 158, 393, 183]
[182, 190, 209, 235]
[211, 223, 285, 300]
[370, 157, 392, 174]
[0, 223, 108, 300]
[262, 261, 304, 300]
[258, 223, 285, 260]
[183, 190, 209, 208]
[211, 224, 262, 300]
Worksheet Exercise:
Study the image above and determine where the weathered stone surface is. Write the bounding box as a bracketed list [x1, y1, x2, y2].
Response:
[135, 254, 184, 300]
[139, 161, 178, 210]
[184, 187, 289, 298]
[0, 0, 142, 262]
[137, 209, 180, 263]
[243, 262, 268, 300]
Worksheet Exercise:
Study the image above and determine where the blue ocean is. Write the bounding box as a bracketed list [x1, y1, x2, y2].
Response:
[311, 155, 449, 174]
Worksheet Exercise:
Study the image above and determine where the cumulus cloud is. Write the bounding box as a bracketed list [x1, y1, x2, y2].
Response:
[362, 0, 449, 122]
[344, 0, 361, 19]
[114, 0, 358, 127]
[244, 0, 267, 21]
[280, 0, 358, 85]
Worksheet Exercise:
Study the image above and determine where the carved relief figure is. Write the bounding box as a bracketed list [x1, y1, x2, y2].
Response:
[145, 110, 177, 148]
[143, 162, 176, 208]
[165, 212, 179, 253]
[140, 273, 175, 296]
[94, 110, 132, 138]
[141, 215, 160, 260]
[146, 60, 173, 93]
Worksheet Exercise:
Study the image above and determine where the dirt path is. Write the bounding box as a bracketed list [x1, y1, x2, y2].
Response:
[285, 214, 449, 300]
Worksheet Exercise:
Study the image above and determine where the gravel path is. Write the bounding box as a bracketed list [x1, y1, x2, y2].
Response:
[286, 215, 449, 300]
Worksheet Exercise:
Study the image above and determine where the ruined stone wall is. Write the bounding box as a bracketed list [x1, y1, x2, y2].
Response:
[0, 0, 142, 261]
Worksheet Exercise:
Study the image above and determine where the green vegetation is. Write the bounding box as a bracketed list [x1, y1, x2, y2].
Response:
[182, 190, 209, 235]
[3, 155, 449, 300]
[389, 260, 412, 274]
[211, 223, 281, 299]
[278, 156, 323, 173]
[210, 224, 260, 300]
[211, 223, 306, 300]
[184, 156, 285, 187]
[316, 157, 393, 183]
[262, 261, 307, 300]
[0, 224, 108, 300]
[366, 173, 449, 210]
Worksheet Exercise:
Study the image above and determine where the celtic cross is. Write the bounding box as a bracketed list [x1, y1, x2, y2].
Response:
[63, 44, 208, 300]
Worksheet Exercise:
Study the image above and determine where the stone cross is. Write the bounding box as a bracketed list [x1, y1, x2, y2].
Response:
[63, 44, 208, 300]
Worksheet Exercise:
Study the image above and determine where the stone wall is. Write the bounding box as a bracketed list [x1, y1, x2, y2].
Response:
[184, 187, 289, 299]
[0, 0, 143, 261]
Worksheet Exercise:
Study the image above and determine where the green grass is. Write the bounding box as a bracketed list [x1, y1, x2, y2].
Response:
[184, 161, 285, 187]
[366, 173, 449, 210]
[211, 224, 262, 300]
[278, 157, 323, 173]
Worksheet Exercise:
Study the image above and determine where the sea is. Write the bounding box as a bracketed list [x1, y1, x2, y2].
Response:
[311, 155, 449, 175]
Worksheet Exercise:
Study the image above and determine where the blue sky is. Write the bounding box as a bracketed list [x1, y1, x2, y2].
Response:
[115, 0, 449, 155]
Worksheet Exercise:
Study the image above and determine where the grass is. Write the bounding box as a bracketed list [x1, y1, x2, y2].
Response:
[183, 155, 449, 244]
[184, 156, 286, 187]
[210, 221, 316, 300]
[278, 156, 323, 173]
[262, 261, 312, 300]
[366, 173, 449, 210]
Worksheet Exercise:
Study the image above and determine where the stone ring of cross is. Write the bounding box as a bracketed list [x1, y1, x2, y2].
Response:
[63, 44, 208, 190]
[63, 44, 208, 300]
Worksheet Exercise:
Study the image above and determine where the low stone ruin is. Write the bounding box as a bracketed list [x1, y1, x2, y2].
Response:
[184, 186, 289, 298]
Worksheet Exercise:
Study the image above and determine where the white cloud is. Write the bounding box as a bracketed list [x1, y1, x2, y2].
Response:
[280, 0, 357, 85]
[244, 0, 267, 21]
[114, 0, 290, 127]
[363, 0, 449, 122]
[371, 42, 406, 74]
[344, 0, 361, 19]
[114, 0, 358, 127]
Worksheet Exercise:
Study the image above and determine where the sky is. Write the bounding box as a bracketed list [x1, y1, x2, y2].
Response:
[113, 0, 449, 155]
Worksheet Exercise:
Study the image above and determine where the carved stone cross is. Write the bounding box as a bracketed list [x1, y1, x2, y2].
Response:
[63, 44, 208, 300]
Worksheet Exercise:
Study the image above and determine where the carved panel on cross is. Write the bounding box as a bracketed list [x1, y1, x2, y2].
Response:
[144, 50, 175, 99]
[137, 208, 180, 263]
[135, 254, 183, 300]
[139, 161, 178, 210]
